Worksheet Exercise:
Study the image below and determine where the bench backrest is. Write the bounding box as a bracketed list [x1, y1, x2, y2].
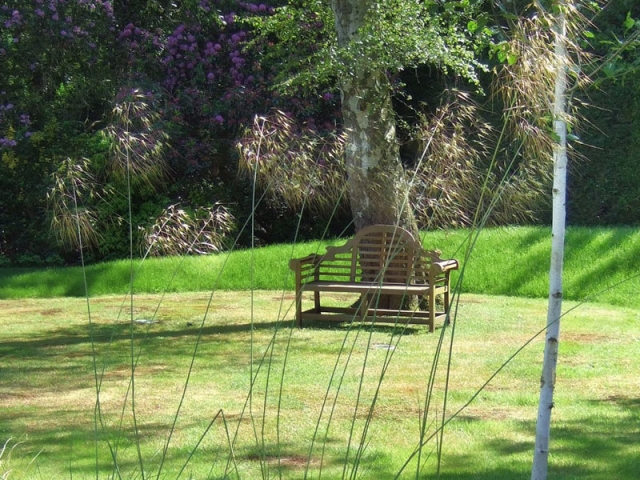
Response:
[320, 225, 438, 284]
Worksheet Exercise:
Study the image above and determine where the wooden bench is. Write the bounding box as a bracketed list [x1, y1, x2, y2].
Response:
[289, 224, 459, 332]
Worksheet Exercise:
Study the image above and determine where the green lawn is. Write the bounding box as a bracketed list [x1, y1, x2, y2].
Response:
[1, 226, 639, 479]
[0, 291, 638, 479]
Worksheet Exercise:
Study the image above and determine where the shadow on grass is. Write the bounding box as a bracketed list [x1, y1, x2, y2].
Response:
[302, 319, 425, 335]
[0, 319, 284, 351]
[0, 320, 287, 393]
[0, 405, 230, 478]
[0, 316, 422, 359]
[0, 262, 127, 298]
[503, 227, 640, 305]
[438, 397, 640, 480]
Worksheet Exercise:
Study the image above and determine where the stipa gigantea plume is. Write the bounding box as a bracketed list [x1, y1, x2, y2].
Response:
[409, 90, 497, 229]
[139, 203, 236, 256]
[103, 88, 169, 186]
[496, 15, 558, 166]
[492, 7, 593, 222]
[48, 157, 102, 250]
[47, 89, 169, 254]
[237, 110, 348, 214]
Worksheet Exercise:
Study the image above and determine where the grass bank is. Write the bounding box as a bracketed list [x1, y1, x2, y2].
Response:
[2, 226, 639, 307]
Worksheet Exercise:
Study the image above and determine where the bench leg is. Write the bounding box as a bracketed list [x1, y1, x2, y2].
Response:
[428, 292, 436, 333]
[295, 292, 302, 328]
[444, 287, 451, 326]
[358, 293, 372, 320]
[293, 269, 303, 328]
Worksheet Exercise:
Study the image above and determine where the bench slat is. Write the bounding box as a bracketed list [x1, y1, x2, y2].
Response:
[302, 281, 431, 295]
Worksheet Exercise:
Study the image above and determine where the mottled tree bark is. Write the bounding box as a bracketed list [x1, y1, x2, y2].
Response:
[330, 0, 418, 236]
[331, 0, 419, 311]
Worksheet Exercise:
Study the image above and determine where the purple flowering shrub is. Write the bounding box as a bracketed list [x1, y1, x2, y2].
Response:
[114, 2, 280, 180]
[110, 0, 341, 206]
[0, 0, 115, 149]
[0, 0, 342, 263]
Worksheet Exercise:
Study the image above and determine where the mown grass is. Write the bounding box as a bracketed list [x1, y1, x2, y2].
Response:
[2, 226, 640, 308]
[1, 291, 639, 479]
[1, 225, 639, 479]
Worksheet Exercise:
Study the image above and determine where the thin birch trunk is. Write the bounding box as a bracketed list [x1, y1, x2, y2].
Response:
[531, 2, 569, 479]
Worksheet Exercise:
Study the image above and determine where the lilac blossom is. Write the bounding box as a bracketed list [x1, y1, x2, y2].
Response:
[0, 138, 17, 148]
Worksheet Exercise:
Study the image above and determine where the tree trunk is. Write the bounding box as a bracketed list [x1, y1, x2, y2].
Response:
[532, 2, 568, 478]
[330, 0, 418, 237]
[330, 0, 419, 311]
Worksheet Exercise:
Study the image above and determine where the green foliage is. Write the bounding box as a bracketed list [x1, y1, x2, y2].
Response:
[250, 0, 491, 94]
[354, 0, 490, 81]
[568, 0, 640, 225]
[570, 84, 640, 224]
[245, 0, 337, 92]
[590, 1, 640, 81]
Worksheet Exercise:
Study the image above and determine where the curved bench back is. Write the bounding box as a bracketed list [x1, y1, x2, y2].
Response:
[319, 225, 424, 284]
[352, 225, 421, 284]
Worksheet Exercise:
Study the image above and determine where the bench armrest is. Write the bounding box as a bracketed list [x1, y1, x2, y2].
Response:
[430, 259, 459, 275]
[289, 253, 322, 272]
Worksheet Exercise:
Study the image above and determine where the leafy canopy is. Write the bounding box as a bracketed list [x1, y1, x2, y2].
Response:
[248, 0, 492, 93]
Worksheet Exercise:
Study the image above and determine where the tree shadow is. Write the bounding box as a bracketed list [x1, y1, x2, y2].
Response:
[302, 319, 425, 335]
[472, 226, 640, 305]
[0, 319, 285, 352]
[437, 395, 640, 479]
